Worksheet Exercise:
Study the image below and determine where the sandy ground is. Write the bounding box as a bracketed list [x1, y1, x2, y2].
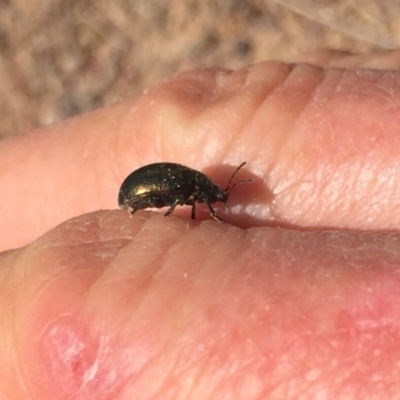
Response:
[0, 0, 399, 138]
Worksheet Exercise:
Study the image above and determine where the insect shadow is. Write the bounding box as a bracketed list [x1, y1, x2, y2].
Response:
[196, 162, 271, 225]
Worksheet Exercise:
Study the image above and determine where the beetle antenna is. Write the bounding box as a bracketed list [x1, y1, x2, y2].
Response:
[224, 162, 253, 193]
[224, 162, 246, 191]
[227, 178, 253, 194]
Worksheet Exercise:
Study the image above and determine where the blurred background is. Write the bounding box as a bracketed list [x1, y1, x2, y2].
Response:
[1, 0, 399, 138]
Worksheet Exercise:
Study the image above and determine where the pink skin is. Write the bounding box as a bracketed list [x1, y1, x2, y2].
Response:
[1, 49, 400, 398]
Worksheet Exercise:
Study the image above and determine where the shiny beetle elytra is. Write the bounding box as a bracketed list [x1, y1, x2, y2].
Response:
[118, 162, 251, 222]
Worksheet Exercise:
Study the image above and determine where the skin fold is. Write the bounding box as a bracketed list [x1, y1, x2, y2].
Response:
[1, 49, 400, 399]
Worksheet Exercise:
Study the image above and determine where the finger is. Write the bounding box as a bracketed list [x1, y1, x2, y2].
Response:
[3, 211, 400, 398]
[301, 48, 355, 68]
[2, 59, 400, 250]
[303, 48, 400, 70]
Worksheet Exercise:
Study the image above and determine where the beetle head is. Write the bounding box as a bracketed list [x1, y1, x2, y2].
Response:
[222, 162, 253, 208]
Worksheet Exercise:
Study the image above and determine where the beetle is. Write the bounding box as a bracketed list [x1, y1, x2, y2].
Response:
[118, 162, 251, 222]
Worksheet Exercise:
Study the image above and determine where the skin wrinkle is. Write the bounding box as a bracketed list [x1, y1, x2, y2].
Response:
[119, 299, 189, 399]
[318, 68, 347, 104]
[152, 343, 207, 400]
[353, 72, 400, 119]
[134, 228, 224, 397]
[173, 245, 257, 398]
[284, 340, 359, 398]
[280, 361, 315, 400]
[231, 64, 287, 169]
[204, 366, 230, 400]
[372, 162, 400, 221]
[380, 72, 400, 109]
[150, 348, 186, 399]
[270, 68, 339, 221]
[185, 353, 222, 400]
[337, 161, 389, 226]
[107, 116, 127, 195]
[322, 161, 360, 222]
[8, 280, 32, 400]
[162, 70, 222, 166]
[256, 68, 323, 214]
[88, 219, 194, 350]
[9, 363, 31, 400]
[138, 226, 249, 398]
[113, 343, 163, 398]
[288, 69, 347, 219]
[217, 64, 288, 165]
[97, 211, 123, 241]
[175, 366, 203, 400]
[89, 244, 167, 326]
[304, 76, 336, 141]
[351, 162, 378, 225]
[222, 357, 261, 398]
[115, 103, 143, 179]
[179, 351, 220, 398]
[192, 71, 242, 166]
[375, 163, 396, 209]
[18, 288, 78, 396]
[179, 348, 219, 399]
[250, 66, 298, 180]
[77, 333, 117, 396]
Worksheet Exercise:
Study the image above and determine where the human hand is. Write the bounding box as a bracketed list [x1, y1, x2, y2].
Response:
[1, 49, 400, 399]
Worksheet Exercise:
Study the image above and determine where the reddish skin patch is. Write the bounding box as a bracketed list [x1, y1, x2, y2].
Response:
[34, 314, 136, 400]
[37, 315, 99, 397]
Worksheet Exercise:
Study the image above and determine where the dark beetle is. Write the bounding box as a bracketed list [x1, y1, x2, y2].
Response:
[118, 162, 251, 222]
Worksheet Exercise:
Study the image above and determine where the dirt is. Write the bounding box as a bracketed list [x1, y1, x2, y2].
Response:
[0, 0, 396, 137]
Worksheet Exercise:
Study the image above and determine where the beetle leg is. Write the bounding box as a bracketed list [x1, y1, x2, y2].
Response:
[191, 201, 196, 220]
[164, 199, 180, 218]
[207, 204, 224, 223]
[125, 205, 137, 217]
